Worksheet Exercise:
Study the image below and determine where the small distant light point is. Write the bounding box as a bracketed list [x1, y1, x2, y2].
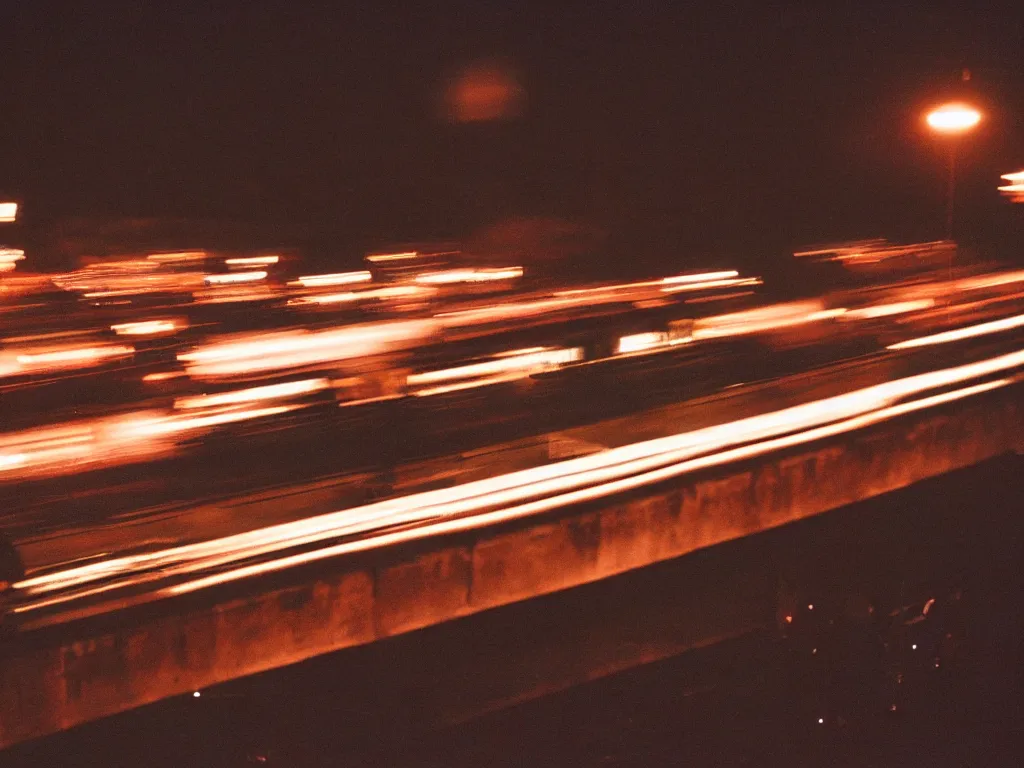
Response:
[912, 644, 917, 650]
[807, 604, 814, 610]
[193, 691, 201, 698]
[818, 717, 824, 725]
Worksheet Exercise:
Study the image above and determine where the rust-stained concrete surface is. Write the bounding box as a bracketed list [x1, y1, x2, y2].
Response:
[0, 386, 1020, 749]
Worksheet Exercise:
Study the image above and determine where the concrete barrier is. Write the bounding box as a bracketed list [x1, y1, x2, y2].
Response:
[0, 384, 1021, 749]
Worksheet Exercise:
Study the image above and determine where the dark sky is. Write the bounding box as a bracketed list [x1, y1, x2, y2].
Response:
[1, 2, 1022, 270]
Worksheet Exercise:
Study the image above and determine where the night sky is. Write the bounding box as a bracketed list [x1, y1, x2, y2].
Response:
[1, 3, 1022, 272]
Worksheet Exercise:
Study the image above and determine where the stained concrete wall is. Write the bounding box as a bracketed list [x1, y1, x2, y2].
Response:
[0, 385, 1021, 749]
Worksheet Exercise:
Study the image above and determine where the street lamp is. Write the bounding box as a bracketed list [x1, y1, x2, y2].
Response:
[925, 103, 982, 241]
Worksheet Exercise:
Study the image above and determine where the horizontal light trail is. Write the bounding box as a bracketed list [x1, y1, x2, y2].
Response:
[161, 376, 1009, 599]
[414, 267, 523, 284]
[224, 255, 279, 267]
[179, 320, 436, 379]
[888, 312, 1024, 350]
[844, 299, 935, 320]
[13, 346, 1024, 619]
[0, 404, 298, 482]
[111, 319, 182, 336]
[291, 271, 372, 288]
[174, 378, 330, 410]
[407, 347, 582, 387]
[204, 271, 267, 285]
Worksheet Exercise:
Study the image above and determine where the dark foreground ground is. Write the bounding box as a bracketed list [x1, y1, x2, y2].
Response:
[6, 456, 1023, 767]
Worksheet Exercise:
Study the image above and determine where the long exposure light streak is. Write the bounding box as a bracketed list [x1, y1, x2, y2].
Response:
[888, 312, 1024, 349]
[13, 346, 1024, 620]
[159, 376, 1011, 600]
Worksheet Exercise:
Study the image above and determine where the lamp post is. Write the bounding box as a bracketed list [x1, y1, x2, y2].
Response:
[925, 103, 982, 241]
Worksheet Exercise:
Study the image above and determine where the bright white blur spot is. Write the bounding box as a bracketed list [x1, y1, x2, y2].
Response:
[225, 255, 279, 267]
[912, 644, 917, 650]
[111, 320, 180, 337]
[662, 270, 739, 285]
[204, 271, 267, 286]
[0, 202, 17, 222]
[617, 332, 669, 354]
[292, 271, 372, 288]
[926, 104, 981, 133]
[193, 691, 201, 698]
[998, 173, 1024, 201]
[660, 277, 762, 295]
[0, 248, 26, 266]
[414, 267, 523, 285]
[818, 718, 824, 724]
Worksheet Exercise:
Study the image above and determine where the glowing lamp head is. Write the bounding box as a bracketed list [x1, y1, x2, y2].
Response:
[0, 202, 17, 223]
[926, 103, 982, 134]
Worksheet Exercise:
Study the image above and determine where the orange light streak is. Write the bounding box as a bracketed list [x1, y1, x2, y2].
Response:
[142, 371, 186, 383]
[0, 404, 298, 484]
[366, 251, 419, 263]
[1, 343, 134, 376]
[17, 347, 1024, 608]
[407, 347, 582, 388]
[148, 252, 207, 264]
[414, 267, 523, 284]
[888, 312, 1024, 349]
[157, 376, 1008, 603]
[289, 285, 431, 306]
[179, 320, 436, 379]
[225, 255, 279, 267]
[174, 378, 330, 410]
[111, 319, 181, 336]
[844, 299, 935, 320]
[660, 277, 763, 295]
[291, 271, 372, 288]
[954, 270, 1024, 292]
[691, 300, 825, 339]
[204, 271, 267, 286]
